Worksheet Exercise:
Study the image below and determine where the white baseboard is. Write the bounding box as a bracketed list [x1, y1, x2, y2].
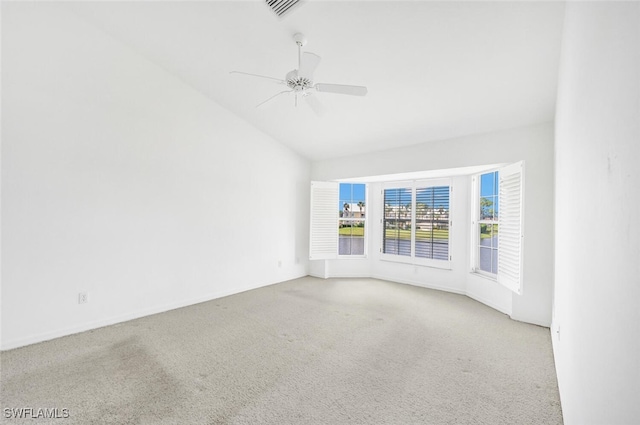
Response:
[510, 312, 551, 328]
[320, 273, 514, 320]
[466, 290, 511, 316]
[326, 273, 372, 279]
[373, 274, 466, 295]
[1, 274, 306, 351]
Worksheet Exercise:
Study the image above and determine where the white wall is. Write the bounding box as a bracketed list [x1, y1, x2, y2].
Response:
[312, 123, 555, 326]
[1, 4, 310, 350]
[553, 2, 640, 423]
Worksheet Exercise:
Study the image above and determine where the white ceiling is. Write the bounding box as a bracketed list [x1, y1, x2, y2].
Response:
[67, 1, 565, 161]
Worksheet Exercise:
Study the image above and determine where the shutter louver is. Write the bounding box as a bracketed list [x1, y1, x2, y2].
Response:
[497, 161, 524, 294]
[309, 181, 338, 260]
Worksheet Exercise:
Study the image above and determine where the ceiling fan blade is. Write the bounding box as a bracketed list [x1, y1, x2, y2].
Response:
[230, 71, 285, 84]
[304, 93, 325, 116]
[315, 83, 368, 96]
[298, 52, 321, 80]
[256, 90, 292, 108]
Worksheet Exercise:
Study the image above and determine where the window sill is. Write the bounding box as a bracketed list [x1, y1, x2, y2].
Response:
[380, 255, 452, 271]
[470, 270, 497, 282]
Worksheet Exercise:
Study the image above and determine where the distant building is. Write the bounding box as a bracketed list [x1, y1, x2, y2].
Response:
[340, 202, 366, 219]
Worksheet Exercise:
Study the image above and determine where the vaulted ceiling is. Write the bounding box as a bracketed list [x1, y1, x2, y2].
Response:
[67, 1, 565, 161]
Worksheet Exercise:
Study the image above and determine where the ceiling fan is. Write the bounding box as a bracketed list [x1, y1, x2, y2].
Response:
[231, 33, 367, 114]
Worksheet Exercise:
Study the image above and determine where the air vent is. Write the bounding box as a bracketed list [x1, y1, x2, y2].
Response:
[265, 0, 301, 17]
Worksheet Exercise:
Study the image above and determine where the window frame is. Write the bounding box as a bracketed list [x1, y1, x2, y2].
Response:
[471, 170, 500, 280]
[380, 178, 452, 270]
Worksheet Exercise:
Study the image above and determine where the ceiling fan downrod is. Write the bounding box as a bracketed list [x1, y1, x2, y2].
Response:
[293, 33, 307, 70]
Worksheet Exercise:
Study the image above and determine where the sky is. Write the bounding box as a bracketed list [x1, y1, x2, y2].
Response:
[480, 171, 499, 197]
[339, 183, 366, 206]
[480, 171, 500, 215]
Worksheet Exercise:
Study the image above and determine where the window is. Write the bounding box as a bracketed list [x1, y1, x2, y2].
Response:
[382, 180, 451, 267]
[477, 171, 499, 275]
[416, 186, 450, 261]
[339, 183, 366, 256]
[309, 181, 366, 260]
[383, 188, 412, 256]
[471, 162, 524, 293]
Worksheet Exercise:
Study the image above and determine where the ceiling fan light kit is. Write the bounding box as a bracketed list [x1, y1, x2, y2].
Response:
[231, 33, 367, 114]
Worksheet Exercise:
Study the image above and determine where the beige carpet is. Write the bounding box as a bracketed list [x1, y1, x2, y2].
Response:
[0, 277, 562, 424]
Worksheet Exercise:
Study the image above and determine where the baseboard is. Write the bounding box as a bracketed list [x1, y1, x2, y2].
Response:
[326, 273, 372, 279]
[335, 273, 513, 318]
[373, 274, 466, 296]
[1, 274, 306, 351]
[510, 313, 551, 328]
[309, 272, 542, 327]
[466, 290, 511, 316]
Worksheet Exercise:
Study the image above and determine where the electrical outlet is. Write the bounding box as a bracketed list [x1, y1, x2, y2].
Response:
[78, 292, 88, 304]
[295, 257, 300, 264]
[552, 322, 560, 341]
[278, 260, 282, 268]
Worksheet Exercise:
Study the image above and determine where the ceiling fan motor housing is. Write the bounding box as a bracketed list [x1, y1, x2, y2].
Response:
[286, 70, 312, 92]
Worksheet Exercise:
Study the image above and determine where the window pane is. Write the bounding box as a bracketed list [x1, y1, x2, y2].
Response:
[479, 247, 492, 273]
[339, 183, 366, 256]
[340, 200, 352, 218]
[480, 172, 495, 197]
[480, 197, 495, 220]
[352, 184, 366, 218]
[339, 184, 351, 218]
[479, 223, 492, 246]
[491, 248, 498, 274]
[338, 223, 352, 255]
[480, 171, 498, 219]
[477, 171, 499, 275]
[492, 224, 499, 248]
[383, 220, 411, 256]
[383, 188, 411, 256]
[493, 193, 499, 220]
[339, 220, 365, 255]
[415, 186, 449, 260]
[492, 195, 499, 220]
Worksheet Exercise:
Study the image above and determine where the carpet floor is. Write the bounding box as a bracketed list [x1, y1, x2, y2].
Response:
[0, 277, 562, 424]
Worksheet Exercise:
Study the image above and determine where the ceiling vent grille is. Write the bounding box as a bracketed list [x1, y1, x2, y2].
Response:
[265, 0, 301, 17]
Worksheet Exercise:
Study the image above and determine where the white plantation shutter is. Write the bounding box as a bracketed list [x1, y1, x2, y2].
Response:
[498, 161, 524, 294]
[309, 181, 339, 260]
